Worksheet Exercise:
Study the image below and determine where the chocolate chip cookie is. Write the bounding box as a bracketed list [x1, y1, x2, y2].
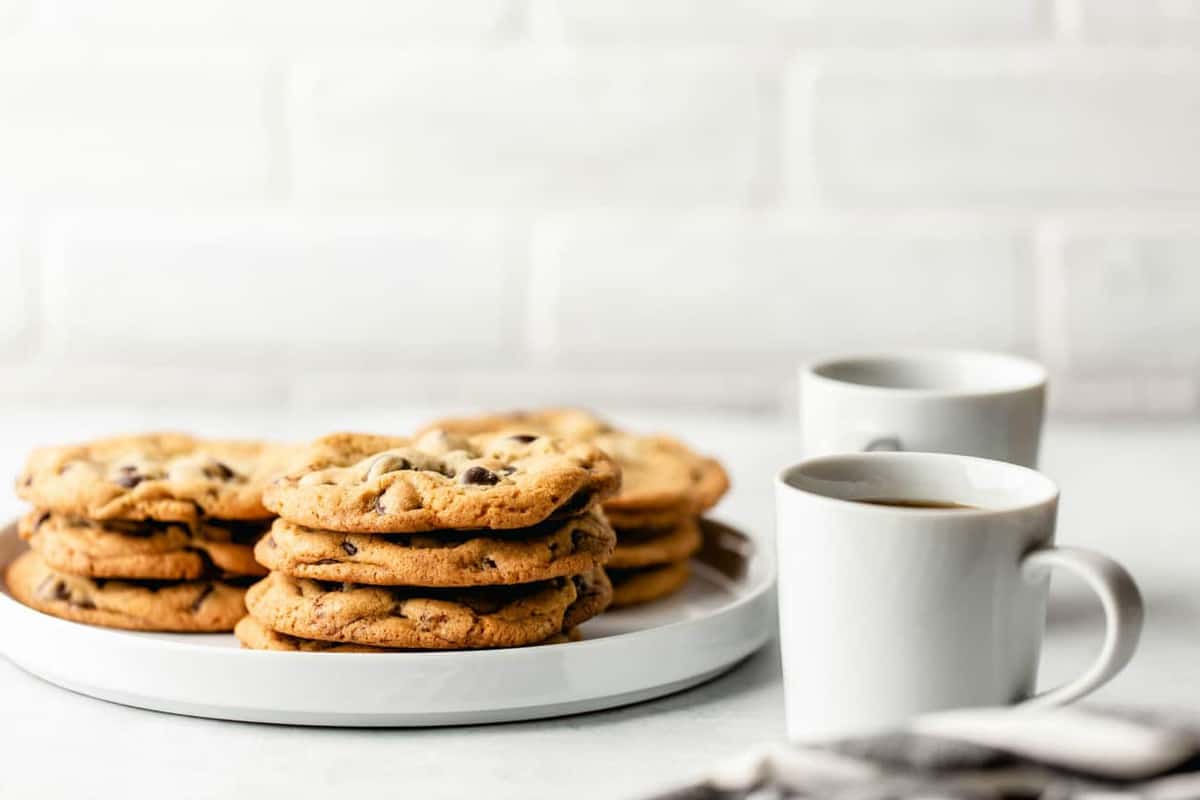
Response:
[607, 516, 701, 570]
[15, 433, 289, 522]
[6, 550, 249, 631]
[19, 511, 268, 581]
[609, 561, 691, 608]
[255, 510, 615, 587]
[234, 615, 581, 652]
[263, 430, 620, 533]
[419, 409, 729, 528]
[244, 567, 610, 649]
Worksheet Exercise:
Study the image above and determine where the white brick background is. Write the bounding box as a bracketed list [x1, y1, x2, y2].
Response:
[0, 1, 1198, 419]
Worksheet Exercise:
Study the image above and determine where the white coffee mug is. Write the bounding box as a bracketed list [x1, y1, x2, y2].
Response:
[775, 452, 1143, 742]
[801, 350, 1047, 467]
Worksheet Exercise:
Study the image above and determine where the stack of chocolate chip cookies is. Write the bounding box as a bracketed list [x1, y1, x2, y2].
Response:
[8, 433, 281, 631]
[419, 409, 729, 607]
[237, 429, 622, 651]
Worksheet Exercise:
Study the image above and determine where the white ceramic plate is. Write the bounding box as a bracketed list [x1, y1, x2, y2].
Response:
[0, 519, 773, 726]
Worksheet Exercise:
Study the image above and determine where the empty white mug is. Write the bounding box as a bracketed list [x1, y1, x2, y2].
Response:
[801, 350, 1047, 467]
[775, 452, 1143, 742]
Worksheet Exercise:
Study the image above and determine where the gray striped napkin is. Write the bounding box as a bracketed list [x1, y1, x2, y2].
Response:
[649, 707, 1200, 799]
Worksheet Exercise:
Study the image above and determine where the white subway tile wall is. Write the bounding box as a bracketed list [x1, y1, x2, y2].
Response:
[1047, 222, 1200, 372]
[1071, 0, 1200, 43]
[0, 48, 272, 207]
[34, 0, 514, 47]
[531, 217, 1032, 363]
[288, 52, 767, 209]
[535, 0, 1050, 44]
[0, 217, 30, 355]
[0, 1, 1197, 418]
[799, 52, 1200, 209]
[42, 215, 526, 365]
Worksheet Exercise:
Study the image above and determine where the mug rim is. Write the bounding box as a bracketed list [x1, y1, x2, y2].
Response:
[776, 451, 1059, 517]
[802, 349, 1047, 399]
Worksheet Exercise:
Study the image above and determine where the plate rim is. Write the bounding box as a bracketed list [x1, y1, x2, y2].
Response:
[0, 516, 776, 725]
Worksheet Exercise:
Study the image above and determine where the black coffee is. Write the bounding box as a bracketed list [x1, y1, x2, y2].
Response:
[852, 498, 978, 510]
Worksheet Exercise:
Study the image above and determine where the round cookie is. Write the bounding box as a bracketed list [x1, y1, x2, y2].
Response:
[234, 615, 581, 652]
[608, 517, 702, 570]
[255, 510, 615, 587]
[15, 433, 289, 522]
[609, 561, 691, 608]
[19, 511, 268, 580]
[244, 567, 608, 649]
[419, 409, 729, 525]
[263, 430, 621, 533]
[5, 551, 248, 631]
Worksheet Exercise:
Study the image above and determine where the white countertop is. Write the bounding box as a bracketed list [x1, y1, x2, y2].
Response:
[1, 409, 1197, 799]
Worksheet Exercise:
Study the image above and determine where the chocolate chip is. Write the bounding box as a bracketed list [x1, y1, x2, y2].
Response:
[367, 454, 412, 481]
[460, 466, 499, 486]
[204, 461, 235, 480]
[190, 584, 214, 612]
[114, 472, 144, 489]
[36, 576, 70, 602]
[374, 496, 387, 514]
[341, 541, 358, 556]
[37, 577, 94, 609]
[508, 434, 538, 444]
[501, 466, 517, 476]
[481, 557, 497, 569]
[572, 573, 595, 599]
[314, 558, 339, 565]
[33, 511, 50, 529]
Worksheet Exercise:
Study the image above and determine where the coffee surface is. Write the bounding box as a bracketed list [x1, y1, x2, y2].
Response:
[852, 498, 978, 510]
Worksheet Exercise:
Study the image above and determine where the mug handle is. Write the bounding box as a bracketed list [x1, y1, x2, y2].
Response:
[861, 435, 902, 452]
[1018, 546, 1144, 707]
